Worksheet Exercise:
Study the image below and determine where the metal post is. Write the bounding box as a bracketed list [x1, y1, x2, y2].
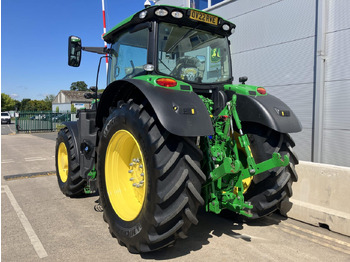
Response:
[312, 0, 327, 163]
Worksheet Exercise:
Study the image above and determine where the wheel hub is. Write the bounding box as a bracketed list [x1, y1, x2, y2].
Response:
[129, 158, 145, 189]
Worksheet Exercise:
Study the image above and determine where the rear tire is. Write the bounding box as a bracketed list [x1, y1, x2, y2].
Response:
[55, 127, 85, 197]
[243, 124, 298, 219]
[97, 100, 205, 253]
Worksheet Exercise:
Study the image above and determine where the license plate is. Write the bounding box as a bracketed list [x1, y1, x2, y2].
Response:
[189, 10, 219, 25]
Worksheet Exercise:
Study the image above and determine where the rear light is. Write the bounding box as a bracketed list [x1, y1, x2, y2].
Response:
[257, 87, 266, 95]
[156, 78, 177, 87]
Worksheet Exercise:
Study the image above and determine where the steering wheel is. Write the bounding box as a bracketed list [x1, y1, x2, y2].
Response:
[171, 56, 200, 81]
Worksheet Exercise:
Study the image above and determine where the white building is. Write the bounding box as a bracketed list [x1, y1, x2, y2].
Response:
[157, 0, 350, 168]
[52, 90, 92, 113]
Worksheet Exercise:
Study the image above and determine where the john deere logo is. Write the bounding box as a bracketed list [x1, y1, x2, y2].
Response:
[211, 48, 221, 63]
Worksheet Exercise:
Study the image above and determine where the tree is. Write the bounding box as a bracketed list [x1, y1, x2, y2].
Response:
[44, 94, 55, 111]
[70, 81, 88, 91]
[44, 94, 55, 103]
[1, 93, 16, 111]
[22, 100, 51, 111]
[14, 100, 21, 111]
[71, 104, 77, 113]
[20, 99, 31, 111]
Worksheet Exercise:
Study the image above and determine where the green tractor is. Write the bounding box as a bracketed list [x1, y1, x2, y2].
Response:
[56, 4, 301, 253]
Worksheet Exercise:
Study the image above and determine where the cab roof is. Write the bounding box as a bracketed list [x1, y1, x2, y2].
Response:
[103, 5, 235, 43]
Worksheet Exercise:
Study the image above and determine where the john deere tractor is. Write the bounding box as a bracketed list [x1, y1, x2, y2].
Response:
[56, 4, 301, 253]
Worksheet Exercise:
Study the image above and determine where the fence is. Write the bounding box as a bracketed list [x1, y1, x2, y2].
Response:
[15, 111, 76, 133]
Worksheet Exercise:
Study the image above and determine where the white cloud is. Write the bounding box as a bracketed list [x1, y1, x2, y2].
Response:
[10, 94, 19, 98]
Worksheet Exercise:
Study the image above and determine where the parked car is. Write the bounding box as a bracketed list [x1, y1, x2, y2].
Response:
[52, 114, 71, 122]
[30, 114, 46, 120]
[1, 112, 11, 124]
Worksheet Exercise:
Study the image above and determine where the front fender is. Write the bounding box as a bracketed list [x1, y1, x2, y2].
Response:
[235, 94, 302, 133]
[97, 79, 214, 137]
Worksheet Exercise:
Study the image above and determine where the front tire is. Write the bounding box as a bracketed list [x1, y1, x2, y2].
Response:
[97, 100, 205, 253]
[55, 127, 85, 197]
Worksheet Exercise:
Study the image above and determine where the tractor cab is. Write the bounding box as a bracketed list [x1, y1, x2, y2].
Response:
[69, 5, 235, 88]
[103, 5, 235, 86]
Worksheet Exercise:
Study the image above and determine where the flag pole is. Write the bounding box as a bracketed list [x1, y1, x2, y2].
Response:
[101, 0, 108, 74]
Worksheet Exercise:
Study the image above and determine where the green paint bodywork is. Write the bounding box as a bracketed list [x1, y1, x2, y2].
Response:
[133, 75, 193, 92]
[104, 16, 133, 40]
[224, 84, 267, 96]
[199, 94, 289, 217]
[84, 167, 97, 194]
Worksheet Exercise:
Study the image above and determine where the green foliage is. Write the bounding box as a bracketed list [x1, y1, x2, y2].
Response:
[43, 94, 55, 111]
[22, 100, 51, 111]
[1, 93, 17, 111]
[20, 99, 31, 111]
[2, 93, 54, 112]
[56, 106, 59, 113]
[70, 81, 88, 91]
[14, 100, 21, 111]
[71, 104, 77, 113]
[44, 94, 55, 103]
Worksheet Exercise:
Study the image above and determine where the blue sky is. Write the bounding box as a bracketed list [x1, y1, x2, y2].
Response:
[1, 0, 147, 101]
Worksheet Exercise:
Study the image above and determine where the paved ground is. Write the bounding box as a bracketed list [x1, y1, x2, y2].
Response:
[2, 132, 350, 261]
[1, 123, 16, 136]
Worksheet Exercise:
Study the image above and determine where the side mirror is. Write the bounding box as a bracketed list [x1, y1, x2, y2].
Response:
[68, 36, 82, 67]
[90, 86, 97, 92]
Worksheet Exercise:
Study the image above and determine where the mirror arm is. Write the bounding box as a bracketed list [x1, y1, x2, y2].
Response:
[82, 47, 110, 55]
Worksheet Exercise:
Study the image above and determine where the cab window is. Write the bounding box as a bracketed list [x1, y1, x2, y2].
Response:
[108, 27, 149, 83]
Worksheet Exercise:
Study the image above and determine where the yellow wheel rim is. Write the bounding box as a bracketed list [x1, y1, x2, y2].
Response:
[57, 142, 68, 183]
[105, 130, 146, 221]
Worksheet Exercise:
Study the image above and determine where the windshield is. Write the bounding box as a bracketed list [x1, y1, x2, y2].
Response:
[157, 23, 231, 84]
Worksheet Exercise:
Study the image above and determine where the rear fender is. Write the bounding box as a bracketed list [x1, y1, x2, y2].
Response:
[233, 93, 302, 133]
[97, 79, 214, 136]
